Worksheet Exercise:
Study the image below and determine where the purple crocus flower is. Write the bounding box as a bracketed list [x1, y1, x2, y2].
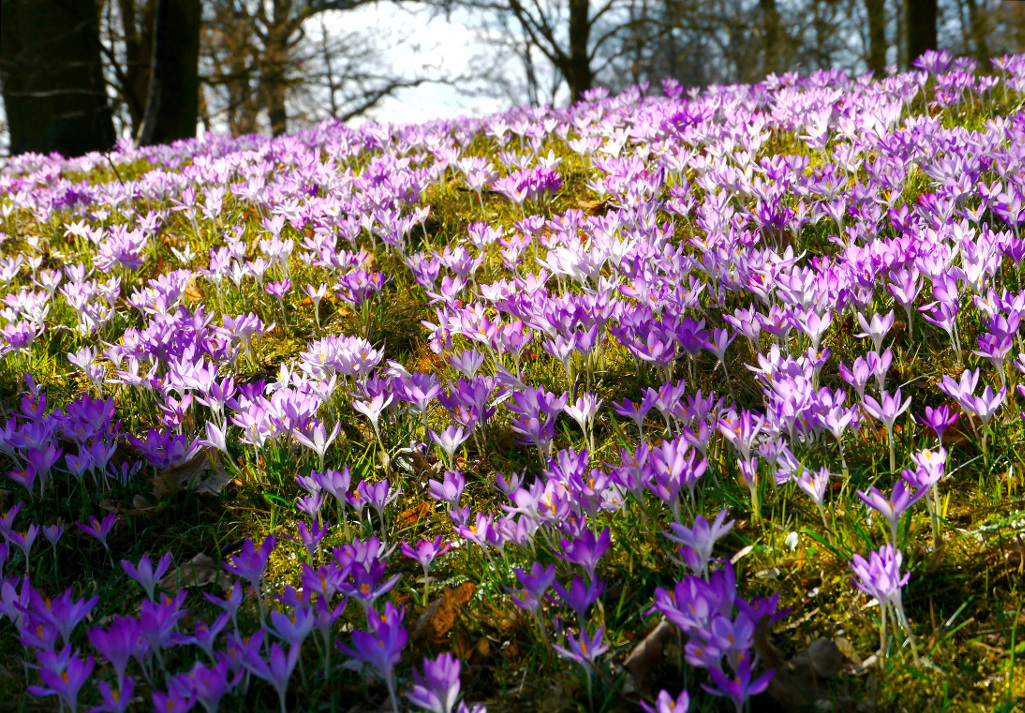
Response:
[222, 535, 276, 618]
[550, 575, 605, 625]
[202, 580, 246, 633]
[796, 466, 831, 529]
[702, 656, 772, 713]
[27, 586, 99, 644]
[139, 590, 188, 654]
[857, 480, 926, 545]
[88, 616, 141, 689]
[294, 419, 341, 471]
[242, 640, 301, 713]
[172, 658, 242, 713]
[312, 465, 352, 507]
[352, 393, 393, 445]
[850, 543, 914, 662]
[918, 405, 959, 445]
[854, 310, 895, 353]
[408, 651, 462, 713]
[121, 552, 173, 601]
[76, 513, 117, 552]
[401, 535, 452, 603]
[427, 469, 465, 506]
[5, 524, 39, 574]
[641, 688, 690, 713]
[552, 625, 608, 669]
[663, 509, 734, 579]
[42, 523, 64, 547]
[718, 410, 765, 463]
[340, 560, 400, 617]
[613, 390, 660, 438]
[152, 687, 197, 713]
[268, 605, 316, 648]
[430, 425, 470, 470]
[861, 388, 911, 472]
[555, 527, 610, 581]
[354, 478, 401, 534]
[93, 677, 134, 713]
[176, 611, 232, 662]
[508, 562, 556, 613]
[337, 602, 408, 713]
[28, 645, 94, 713]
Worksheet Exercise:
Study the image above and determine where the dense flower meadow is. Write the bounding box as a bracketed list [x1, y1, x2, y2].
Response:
[1, 49, 1025, 712]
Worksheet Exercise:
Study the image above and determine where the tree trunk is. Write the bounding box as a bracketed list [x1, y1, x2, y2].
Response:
[267, 80, 288, 137]
[864, 0, 887, 75]
[264, 0, 293, 136]
[151, 0, 201, 143]
[135, 0, 201, 146]
[566, 0, 593, 102]
[119, 0, 149, 128]
[136, 0, 169, 146]
[964, 0, 990, 65]
[0, 0, 116, 156]
[760, 0, 781, 76]
[906, 0, 937, 66]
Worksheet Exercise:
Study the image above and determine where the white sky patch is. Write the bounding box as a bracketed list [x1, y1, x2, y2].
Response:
[329, 5, 516, 125]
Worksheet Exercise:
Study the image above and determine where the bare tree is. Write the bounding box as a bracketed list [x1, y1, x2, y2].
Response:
[201, 0, 442, 136]
[442, 0, 665, 103]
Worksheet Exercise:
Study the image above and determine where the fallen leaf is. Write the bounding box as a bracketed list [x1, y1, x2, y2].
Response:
[623, 619, 674, 694]
[99, 495, 164, 518]
[414, 582, 476, 644]
[183, 275, 204, 303]
[834, 636, 860, 665]
[925, 542, 946, 574]
[408, 448, 439, 477]
[574, 197, 608, 215]
[151, 450, 231, 499]
[157, 553, 228, 591]
[753, 622, 844, 710]
[452, 633, 490, 664]
[397, 502, 432, 528]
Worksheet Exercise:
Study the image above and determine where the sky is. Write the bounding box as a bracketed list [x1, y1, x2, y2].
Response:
[325, 5, 517, 126]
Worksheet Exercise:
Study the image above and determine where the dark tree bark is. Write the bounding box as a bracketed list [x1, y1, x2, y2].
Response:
[135, 0, 202, 146]
[964, 0, 990, 65]
[118, 0, 150, 127]
[864, 0, 887, 74]
[760, 0, 781, 76]
[906, 0, 937, 65]
[566, 0, 593, 102]
[0, 0, 116, 156]
[151, 0, 201, 143]
[136, 0, 169, 146]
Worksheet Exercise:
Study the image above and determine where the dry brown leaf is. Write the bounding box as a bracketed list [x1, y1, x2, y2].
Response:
[623, 619, 674, 694]
[754, 623, 844, 710]
[151, 450, 231, 499]
[924, 542, 947, 574]
[413, 582, 476, 644]
[183, 275, 204, 303]
[408, 448, 439, 477]
[574, 198, 608, 215]
[453, 633, 490, 664]
[397, 502, 432, 528]
[157, 553, 228, 591]
[99, 494, 165, 519]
